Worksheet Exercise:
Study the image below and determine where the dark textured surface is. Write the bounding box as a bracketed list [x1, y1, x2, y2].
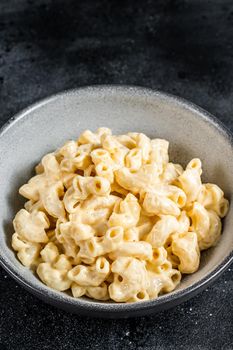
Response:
[0, 0, 233, 349]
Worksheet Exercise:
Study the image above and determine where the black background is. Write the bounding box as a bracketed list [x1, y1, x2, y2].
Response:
[0, 1, 233, 349]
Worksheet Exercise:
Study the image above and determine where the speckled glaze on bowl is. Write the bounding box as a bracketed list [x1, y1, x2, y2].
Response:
[0, 86, 233, 318]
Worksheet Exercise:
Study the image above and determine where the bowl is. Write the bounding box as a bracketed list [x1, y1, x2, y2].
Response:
[0, 85, 233, 318]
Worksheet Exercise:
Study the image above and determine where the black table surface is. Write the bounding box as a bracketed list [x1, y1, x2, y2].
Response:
[0, 1, 233, 349]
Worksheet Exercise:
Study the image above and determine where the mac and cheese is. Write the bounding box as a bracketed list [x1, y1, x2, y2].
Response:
[12, 128, 229, 302]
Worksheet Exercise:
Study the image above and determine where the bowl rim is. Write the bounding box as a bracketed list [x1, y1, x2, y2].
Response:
[1, 84, 233, 315]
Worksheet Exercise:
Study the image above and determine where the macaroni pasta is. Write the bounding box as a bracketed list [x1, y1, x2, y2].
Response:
[11, 128, 229, 302]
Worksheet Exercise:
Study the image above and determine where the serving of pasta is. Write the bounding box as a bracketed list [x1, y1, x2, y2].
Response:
[11, 128, 229, 303]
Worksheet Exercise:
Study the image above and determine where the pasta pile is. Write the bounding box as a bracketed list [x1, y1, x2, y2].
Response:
[12, 128, 229, 302]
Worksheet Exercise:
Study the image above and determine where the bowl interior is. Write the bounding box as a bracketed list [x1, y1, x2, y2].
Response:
[0, 86, 233, 309]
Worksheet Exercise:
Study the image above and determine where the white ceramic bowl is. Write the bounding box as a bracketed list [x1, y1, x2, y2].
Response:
[0, 86, 232, 318]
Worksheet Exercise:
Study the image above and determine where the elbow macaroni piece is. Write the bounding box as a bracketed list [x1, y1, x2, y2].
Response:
[37, 254, 72, 291]
[188, 202, 222, 250]
[115, 164, 160, 194]
[109, 241, 153, 261]
[172, 231, 200, 273]
[108, 193, 141, 229]
[146, 215, 179, 248]
[160, 163, 184, 184]
[11, 128, 229, 302]
[197, 183, 229, 217]
[68, 257, 110, 287]
[109, 257, 149, 302]
[63, 175, 110, 213]
[143, 192, 181, 216]
[176, 159, 202, 203]
[13, 209, 50, 243]
[12, 232, 41, 268]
